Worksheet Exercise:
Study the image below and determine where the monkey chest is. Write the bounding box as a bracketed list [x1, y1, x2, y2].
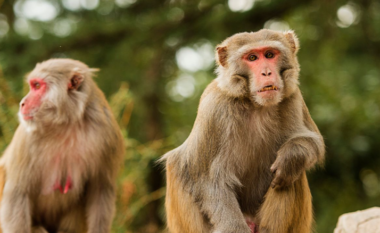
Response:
[33, 154, 87, 217]
[32, 133, 96, 194]
[235, 139, 284, 213]
[38, 150, 89, 196]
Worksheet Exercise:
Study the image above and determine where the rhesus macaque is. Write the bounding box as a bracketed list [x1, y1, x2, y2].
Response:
[0, 59, 124, 233]
[161, 29, 325, 233]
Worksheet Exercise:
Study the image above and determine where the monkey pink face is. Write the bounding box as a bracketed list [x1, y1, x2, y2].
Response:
[20, 78, 47, 121]
[243, 47, 284, 106]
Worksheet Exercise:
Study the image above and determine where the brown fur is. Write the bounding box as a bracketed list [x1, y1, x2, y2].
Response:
[0, 59, 124, 233]
[161, 29, 325, 233]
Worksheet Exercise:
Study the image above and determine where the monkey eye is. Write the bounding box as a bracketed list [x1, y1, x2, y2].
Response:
[248, 54, 257, 61]
[32, 82, 41, 90]
[265, 52, 274, 59]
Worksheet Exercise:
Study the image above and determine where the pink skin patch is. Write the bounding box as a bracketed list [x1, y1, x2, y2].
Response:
[243, 47, 281, 97]
[20, 78, 47, 120]
[246, 219, 258, 233]
[53, 175, 73, 194]
[68, 81, 74, 90]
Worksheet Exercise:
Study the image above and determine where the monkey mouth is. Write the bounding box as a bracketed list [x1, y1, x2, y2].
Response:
[22, 114, 34, 120]
[258, 85, 278, 92]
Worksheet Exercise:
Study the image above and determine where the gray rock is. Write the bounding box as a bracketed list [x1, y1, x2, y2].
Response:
[334, 207, 380, 233]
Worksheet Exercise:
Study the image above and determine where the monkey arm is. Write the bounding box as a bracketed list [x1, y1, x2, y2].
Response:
[177, 150, 251, 233]
[270, 96, 325, 189]
[169, 90, 251, 233]
[0, 181, 32, 233]
[270, 131, 323, 188]
[166, 148, 251, 233]
[301, 98, 326, 167]
[0, 126, 33, 233]
[85, 173, 116, 233]
[195, 178, 251, 233]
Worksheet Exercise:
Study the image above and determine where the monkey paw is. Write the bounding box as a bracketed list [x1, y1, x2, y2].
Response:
[270, 154, 305, 189]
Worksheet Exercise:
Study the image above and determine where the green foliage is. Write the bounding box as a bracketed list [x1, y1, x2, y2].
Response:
[1, 0, 380, 232]
[0, 67, 19, 151]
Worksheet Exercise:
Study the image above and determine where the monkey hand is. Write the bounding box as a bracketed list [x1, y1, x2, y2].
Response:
[269, 152, 306, 189]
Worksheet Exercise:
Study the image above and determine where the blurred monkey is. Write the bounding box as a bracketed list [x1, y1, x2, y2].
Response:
[0, 59, 124, 233]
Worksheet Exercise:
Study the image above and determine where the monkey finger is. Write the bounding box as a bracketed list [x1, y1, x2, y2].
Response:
[278, 175, 295, 189]
[272, 172, 288, 189]
[271, 180, 283, 189]
[279, 179, 290, 188]
[272, 180, 285, 189]
[270, 176, 280, 188]
[278, 178, 286, 188]
[270, 164, 278, 173]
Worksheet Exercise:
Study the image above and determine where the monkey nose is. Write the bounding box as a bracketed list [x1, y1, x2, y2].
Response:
[261, 68, 272, 76]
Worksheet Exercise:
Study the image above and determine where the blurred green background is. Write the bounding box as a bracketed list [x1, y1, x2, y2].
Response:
[0, 0, 380, 232]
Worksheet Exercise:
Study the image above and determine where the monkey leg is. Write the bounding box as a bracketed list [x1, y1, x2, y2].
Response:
[257, 172, 312, 233]
[165, 164, 210, 233]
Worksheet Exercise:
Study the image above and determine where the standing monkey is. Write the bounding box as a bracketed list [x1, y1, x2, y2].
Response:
[0, 59, 124, 233]
[161, 29, 325, 233]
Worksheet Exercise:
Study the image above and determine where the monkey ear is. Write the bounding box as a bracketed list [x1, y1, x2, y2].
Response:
[68, 72, 84, 91]
[283, 30, 299, 54]
[89, 68, 100, 76]
[216, 46, 228, 67]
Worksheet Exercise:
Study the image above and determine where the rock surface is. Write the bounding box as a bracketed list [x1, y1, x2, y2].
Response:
[334, 207, 380, 233]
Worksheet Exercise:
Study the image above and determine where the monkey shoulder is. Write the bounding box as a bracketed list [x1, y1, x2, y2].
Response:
[2, 125, 29, 166]
[159, 146, 182, 165]
[277, 89, 309, 125]
[198, 80, 248, 120]
[84, 101, 123, 150]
